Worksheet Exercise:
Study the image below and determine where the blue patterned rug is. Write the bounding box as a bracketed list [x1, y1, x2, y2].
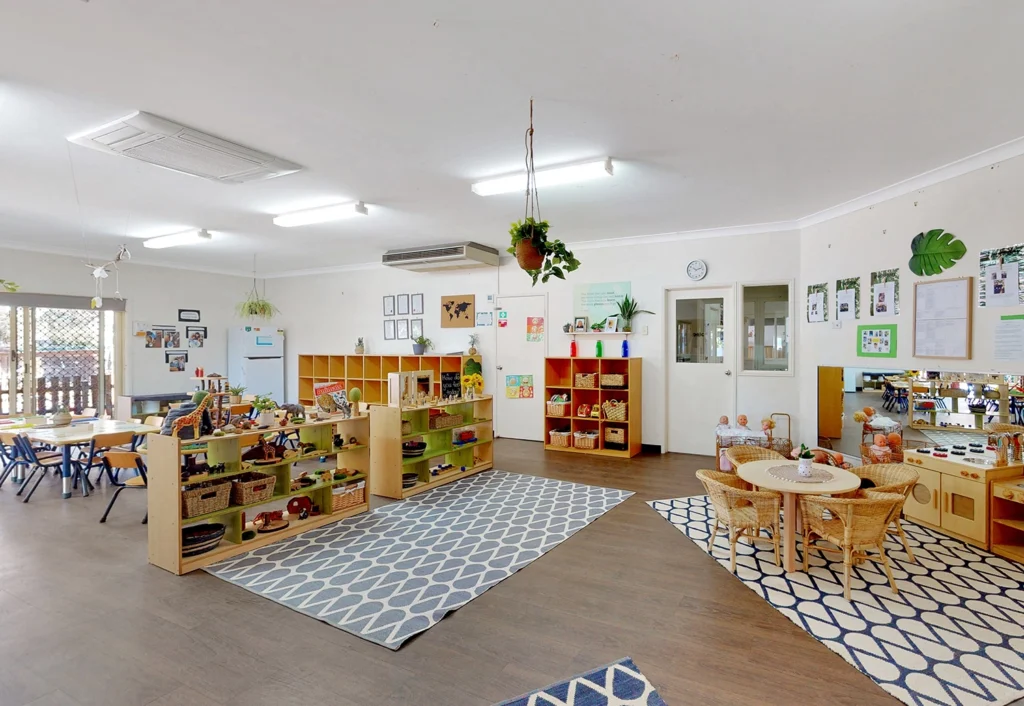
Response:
[494, 657, 667, 706]
[649, 495, 1024, 706]
[206, 470, 632, 649]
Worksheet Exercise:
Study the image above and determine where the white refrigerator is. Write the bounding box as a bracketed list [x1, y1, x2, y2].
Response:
[228, 327, 285, 403]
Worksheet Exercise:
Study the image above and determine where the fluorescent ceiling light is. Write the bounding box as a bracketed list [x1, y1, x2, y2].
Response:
[471, 158, 613, 196]
[143, 229, 212, 249]
[273, 201, 368, 227]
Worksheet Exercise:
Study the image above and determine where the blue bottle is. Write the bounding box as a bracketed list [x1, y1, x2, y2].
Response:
[622, 339, 629, 357]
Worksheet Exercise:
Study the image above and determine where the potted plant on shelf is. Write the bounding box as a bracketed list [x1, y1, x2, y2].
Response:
[468, 333, 479, 356]
[228, 385, 246, 404]
[590, 319, 607, 332]
[617, 295, 654, 332]
[507, 219, 581, 286]
[354, 337, 364, 354]
[252, 394, 277, 427]
[796, 444, 814, 477]
[412, 335, 433, 355]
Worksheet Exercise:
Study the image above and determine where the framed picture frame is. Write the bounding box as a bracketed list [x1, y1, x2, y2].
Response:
[396, 319, 409, 340]
[604, 316, 618, 332]
[177, 309, 200, 322]
[411, 293, 424, 315]
[397, 294, 410, 316]
[573, 316, 588, 332]
[410, 318, 423, 339]
[383, 295, 395, 317]
[383, 319, 396, 340]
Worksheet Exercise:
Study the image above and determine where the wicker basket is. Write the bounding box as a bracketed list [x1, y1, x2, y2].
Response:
[181, 480, 231, 519]
[332, 480, 366, 511]
[575, 373, 597, 388]
[604, 427, 626, 444]
[573, 431, 598, 450]
[231, 472, 277, 506]
[401, 420, 412, 435]
[602, 400, 627, 422]
[600, 373, 626, 388]
[549, 430, 572, 447]
[429, 413, 464, 430]
[547, 401, 571, 417]
[860, 443, 894, 465]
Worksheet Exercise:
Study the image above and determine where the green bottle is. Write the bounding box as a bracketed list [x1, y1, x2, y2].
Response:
[595, 340, 603, 358]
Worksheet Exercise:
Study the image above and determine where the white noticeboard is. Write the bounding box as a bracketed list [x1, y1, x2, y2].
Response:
[913, 277, 972, 359]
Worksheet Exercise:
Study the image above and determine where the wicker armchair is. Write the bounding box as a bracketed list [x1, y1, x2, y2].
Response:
[723, 445, 786, 469]
[984, 423, 1024, 434]
[839, 463, 920, 562]
[800, 492, 905, 601]
[696, 469, 781, 573]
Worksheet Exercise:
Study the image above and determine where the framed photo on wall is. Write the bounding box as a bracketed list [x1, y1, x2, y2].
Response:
[384, 319, 396, 340]
[397, 294, 410, 316]
[411, 293, 424, 315]
[177, 309, 200, 322]
[383, 295, 395, 317]
[396, 319, 409, 339]
[410, 318, 423, 339]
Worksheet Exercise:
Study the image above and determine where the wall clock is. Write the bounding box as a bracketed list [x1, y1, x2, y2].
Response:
[686, 259, 708, 281]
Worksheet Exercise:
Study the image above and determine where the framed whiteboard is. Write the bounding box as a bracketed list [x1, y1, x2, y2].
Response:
[913, 276, 972, 359]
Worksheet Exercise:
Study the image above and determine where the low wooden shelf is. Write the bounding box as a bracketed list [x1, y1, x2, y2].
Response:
[543, 357, 642, 458]
[147, 416, 370, 575]
[370, 396, 493, 499]
[992, 476, 1024, 564]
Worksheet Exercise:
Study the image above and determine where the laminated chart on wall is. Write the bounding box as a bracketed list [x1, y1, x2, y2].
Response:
[913, 277, 972, 358]
[505, 375, 534, 399]
[995, 314, 1024, 362]
[526, 316, 544, 342]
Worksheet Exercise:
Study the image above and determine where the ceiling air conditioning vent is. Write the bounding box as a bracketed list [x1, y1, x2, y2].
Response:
[68, 111, 302, 184]
[382, 242, 500, 271]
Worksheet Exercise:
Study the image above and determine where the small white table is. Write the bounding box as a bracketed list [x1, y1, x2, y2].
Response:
[737, 459, 860, 573]
[23, 420, 161, 498]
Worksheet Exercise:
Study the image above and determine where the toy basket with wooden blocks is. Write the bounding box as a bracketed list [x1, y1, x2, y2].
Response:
[575, 373, 597, 388]
[332, 480, 366, 511]
[602, 400, 627, 422]
[573, 431, 599, 450]
[549, 429, 572, 447]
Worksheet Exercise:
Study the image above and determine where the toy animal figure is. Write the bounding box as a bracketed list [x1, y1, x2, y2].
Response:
[171, 394, 212, 438]
[279, 403, 305, 418]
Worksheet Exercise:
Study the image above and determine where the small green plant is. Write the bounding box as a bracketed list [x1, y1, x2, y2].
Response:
[228, 385, 246, 396]
[468, 333, 480, 348]
[252, 394, 276, 413]
[590, 318, 607, 331]
[356, 337, 364, 347]
[797, 444, 814, 460]
[413, 335, 433, 350]
[1, 279, 18, 293]
[507, 218, 581, 286]
[616, 295, 654, 332]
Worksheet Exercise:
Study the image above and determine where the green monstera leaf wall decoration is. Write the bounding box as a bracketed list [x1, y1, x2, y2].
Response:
[908, 229, 967, 277]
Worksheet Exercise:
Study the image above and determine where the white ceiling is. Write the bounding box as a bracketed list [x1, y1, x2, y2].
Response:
[1, 0, 1023, 276]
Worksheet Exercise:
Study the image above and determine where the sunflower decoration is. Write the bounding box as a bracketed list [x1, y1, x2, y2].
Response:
[461, 373, 484, 395]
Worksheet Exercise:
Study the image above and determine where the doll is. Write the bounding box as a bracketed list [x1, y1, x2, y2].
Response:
[715, 415, 731, 435]
[735, 414, 750, 431]
[868, 433, 892, 462]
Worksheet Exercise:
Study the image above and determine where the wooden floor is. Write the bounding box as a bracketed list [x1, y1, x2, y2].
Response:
[1, 439, 1005, 706]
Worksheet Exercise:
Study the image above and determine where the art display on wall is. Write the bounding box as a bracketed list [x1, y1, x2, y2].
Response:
[396, 294, 410, 315]
[835, 277, 860, 321]
[411, 293, 424, 315]
[383, 295, 395, 317]
[383, 320, 396, 340]
[908, 228, 967, 277]
[145, 326, 178, 349]
[526, 316, 544, 342]
[165, 349, 188, 371]
[978, 244, 1024, 307]
[410, 318, 423, 339]
[573, 281, 630, 323]
[870, 268, 899, 317]
[856, 324, 897, 358]
[806, 283, 828, 323]
[186, 326, 206, 348]
[396, 319, 409, 339]
[505, 374, 534, 399]
[441, 294, 475, 328]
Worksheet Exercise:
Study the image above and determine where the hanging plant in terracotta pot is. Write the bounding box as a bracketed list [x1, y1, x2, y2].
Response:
[236, 256, 280, 320]
[506, 100, 581, 286]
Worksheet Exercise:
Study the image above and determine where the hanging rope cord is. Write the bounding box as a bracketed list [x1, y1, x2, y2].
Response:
[524, 98, 540, 226]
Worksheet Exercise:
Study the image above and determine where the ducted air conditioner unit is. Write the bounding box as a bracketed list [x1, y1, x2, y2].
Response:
[68, 111, 302, 184]
[382, 242, 500, 272]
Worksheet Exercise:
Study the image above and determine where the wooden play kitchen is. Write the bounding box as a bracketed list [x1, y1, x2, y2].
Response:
[543, 356, 642, 457]
[147, 415, 369, 575]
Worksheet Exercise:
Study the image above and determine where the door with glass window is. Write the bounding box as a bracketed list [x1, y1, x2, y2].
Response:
[667, 287, 735, 455]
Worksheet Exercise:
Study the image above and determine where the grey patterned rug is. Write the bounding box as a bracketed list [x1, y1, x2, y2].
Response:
[205, 470, 632, 649]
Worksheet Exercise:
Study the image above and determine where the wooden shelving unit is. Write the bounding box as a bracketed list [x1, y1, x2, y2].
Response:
[992, 476, 1024, 564]
[370, 396, 493, 499]
[543, 357, 642, 458]
[147, 416, 370, 575]
[296, 354, 480, 408]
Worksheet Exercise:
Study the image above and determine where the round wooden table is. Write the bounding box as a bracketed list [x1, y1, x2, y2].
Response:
[737, 459, 861, 573]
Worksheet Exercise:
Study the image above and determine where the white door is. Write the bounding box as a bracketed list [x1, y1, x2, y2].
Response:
[666, 286, 736, 455]
[494, 295, 546, 441]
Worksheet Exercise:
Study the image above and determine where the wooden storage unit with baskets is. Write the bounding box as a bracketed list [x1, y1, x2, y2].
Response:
[543, 357, 642, 457]
[147, 415, 370, 575]
[370, 396, 493, 499]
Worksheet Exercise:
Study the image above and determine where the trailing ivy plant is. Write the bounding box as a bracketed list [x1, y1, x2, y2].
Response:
[908, 229, 967, 276]
[1, 279, 19, 293]
[507, 218, 581, 286]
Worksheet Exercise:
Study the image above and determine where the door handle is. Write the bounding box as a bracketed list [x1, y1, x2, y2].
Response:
[932, 489, 938, 509]
[724, 370, 732, 376]
[496, 366, 503, 371]
[944, 492, 949, 513]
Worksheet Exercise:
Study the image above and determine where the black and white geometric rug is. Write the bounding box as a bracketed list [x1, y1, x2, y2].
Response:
[494, 657, 667, 706]
[206, 470, 631, 649]
[649, 495, 1024, 706]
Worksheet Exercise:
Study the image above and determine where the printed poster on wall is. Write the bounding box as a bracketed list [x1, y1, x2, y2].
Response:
[835, 277, 860, 321]
[573, 281, 631, 323]
[504, 375, 534, 399]
[498, 310, 508, 328]
[857, 324, 897, 358]
[806, 283, 827, 323]
[979, 244, 1024, 307]
[475, 311, 493, 327]
[870, 268, 899, 317]
[526, 316, 544, 342]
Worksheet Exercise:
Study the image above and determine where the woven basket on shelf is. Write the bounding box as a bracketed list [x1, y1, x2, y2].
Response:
[600, 374, 626, 388]
[549, 430, 572, 447]
[230, 472, 277, 506]
[573, 432, 598, 450]
[429, 413, 464, 430]
[602, 400, 627, 422]
[575, 373, 597, 389]
[546, 401, 570, 417]
[604, 427, 626, 444]
[181, 480, 231, 519]
[332, 481, 366, 511]
[401, 420, 412, 435]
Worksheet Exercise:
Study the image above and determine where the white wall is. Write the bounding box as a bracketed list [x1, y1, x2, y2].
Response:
[797, 153, 1024, 442]
[0, 246, 249, 396]
[268, 230, 802, 449]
